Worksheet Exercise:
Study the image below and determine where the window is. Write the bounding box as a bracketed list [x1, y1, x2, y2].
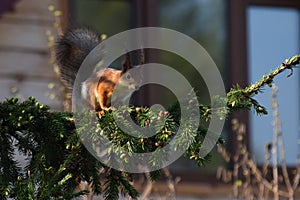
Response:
[158, 0, 227, 176]
[62, 0, 228, 181]
[229, 0, 300, 166]
[248, 6, 300, 165]
[73, 0, 131, 36]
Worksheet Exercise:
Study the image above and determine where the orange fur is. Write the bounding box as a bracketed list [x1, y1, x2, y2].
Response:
[56, 29, 144, 114]
[81, 53, 142, 114]
[84, 68, 122, 111]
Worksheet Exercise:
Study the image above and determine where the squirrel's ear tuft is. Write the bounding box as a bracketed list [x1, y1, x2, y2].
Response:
[121, 53, 132, 74]
[139, 48, 145, 65]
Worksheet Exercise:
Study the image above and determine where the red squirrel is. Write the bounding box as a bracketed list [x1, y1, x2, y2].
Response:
[55, 28, 143, 112]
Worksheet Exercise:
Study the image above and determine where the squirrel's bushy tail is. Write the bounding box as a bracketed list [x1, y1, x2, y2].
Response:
[55, 28, 102, 90]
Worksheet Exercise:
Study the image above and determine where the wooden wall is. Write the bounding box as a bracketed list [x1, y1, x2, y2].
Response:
[0, 0, 64, 110]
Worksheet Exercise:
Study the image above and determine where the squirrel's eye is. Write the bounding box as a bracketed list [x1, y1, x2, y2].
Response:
[126, 74, 131, 80]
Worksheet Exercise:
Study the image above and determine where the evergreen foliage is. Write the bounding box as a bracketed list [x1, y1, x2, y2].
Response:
[0, 55, 299, 199]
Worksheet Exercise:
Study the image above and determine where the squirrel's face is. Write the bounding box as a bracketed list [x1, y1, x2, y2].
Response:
[119, 66, 143, 90]
[112, 66, 143, 105]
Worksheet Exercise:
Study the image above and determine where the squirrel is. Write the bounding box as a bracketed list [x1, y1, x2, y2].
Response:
[55, 28, 143, 112]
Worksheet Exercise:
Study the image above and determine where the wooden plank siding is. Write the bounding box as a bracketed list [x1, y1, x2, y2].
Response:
[0, 0, 64, 110]
[0, 23, 50, 50]
[1, 0, 56, 22]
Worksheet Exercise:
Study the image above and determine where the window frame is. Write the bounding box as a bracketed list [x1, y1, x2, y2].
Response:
[59, 0, 229, 183]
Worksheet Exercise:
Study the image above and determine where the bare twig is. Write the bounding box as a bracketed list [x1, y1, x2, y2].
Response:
[272, 86, 294, 199]
[163, 167, 177, 200]
[271, 86, 279, 200]
[292, 158, 300, 190]
[218, 118, 299, 199]
[140, 173, 153, 200]
[294, 125, 300, 190]
[247, 159, 290, 197]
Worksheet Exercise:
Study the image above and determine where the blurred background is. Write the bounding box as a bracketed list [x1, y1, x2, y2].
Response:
[0, 0, 299, 199]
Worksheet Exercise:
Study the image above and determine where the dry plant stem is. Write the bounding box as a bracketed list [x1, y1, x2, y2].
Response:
[292, 130, 300, 191]
[54, 12, 63, 35]
[247, 159, 290, 197]
[163, 168, 177, 200]
[242, 152, 252, 199]
[271, 86, 279, 200]
[233, 161, 239, 198]
[218, 119, 294, 199]
[218, 113, 300, 199]
[272, 86, 294, 199]
[217, 144, 231, 163]
[140, 173, 153, 200]
[48, 4, 72, 111]
[258, 178, 265, 199]
[263, 144, 271, 177]
[232, 121, 246, 198]
[260, 143, 271, 199]
[293, 158, 300, 190]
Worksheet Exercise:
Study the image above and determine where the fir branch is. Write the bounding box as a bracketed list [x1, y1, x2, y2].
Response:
[245, 55, 300, 95]
[0, 54, 299, 199]
[227, 54, 300, 114]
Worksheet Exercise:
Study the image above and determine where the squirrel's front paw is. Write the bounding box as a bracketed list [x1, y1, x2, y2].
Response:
[96, 107, 115, 118]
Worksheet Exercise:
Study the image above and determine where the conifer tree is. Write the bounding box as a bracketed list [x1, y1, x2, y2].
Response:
[0, 55, 299, 199]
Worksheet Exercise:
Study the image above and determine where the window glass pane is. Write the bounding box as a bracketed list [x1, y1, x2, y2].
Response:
[74, 0, 130, 36]
[159, 0, 227, 173]
[247, 7, 300, 165]
[160, 0, 227, 76]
